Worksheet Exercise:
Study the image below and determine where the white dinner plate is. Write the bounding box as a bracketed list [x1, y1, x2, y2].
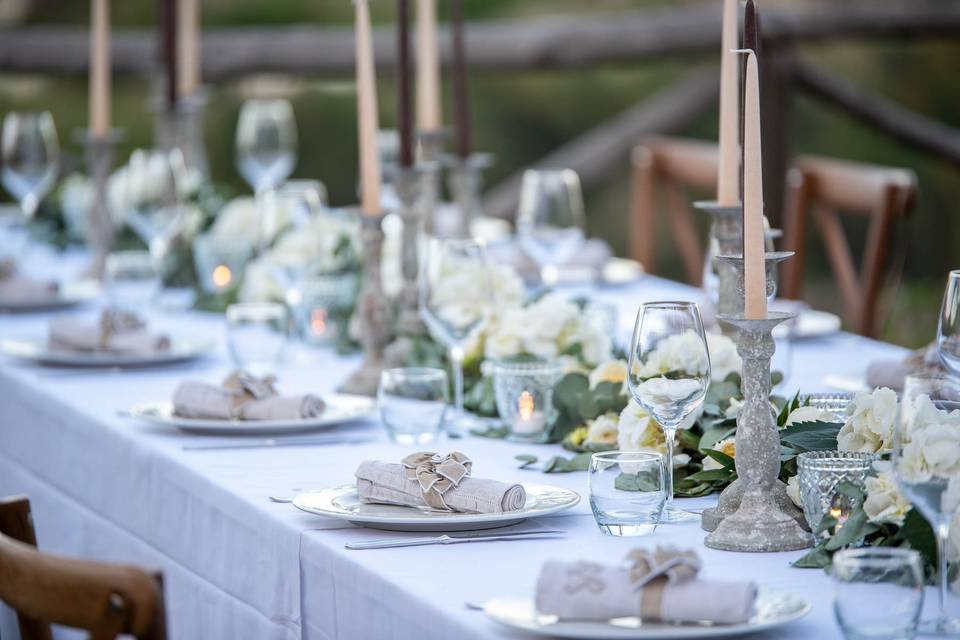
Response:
[601, 258, 645, 286]
[0, 335, 213, 368]
[0, 279, 99, 313]
[791, 309, 842, 338]
[482, 587, 811, 639]
[292, 483, 581, 532]
[128, 394, 376, 435]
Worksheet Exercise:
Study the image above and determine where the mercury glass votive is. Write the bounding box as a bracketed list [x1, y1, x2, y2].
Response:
[295, 272, 359, 346]
[491, 360, 564, 442]
[192, 233, 253, 295]
[798, 451, 876, 542]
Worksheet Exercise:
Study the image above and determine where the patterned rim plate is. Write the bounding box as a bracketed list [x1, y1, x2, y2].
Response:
[0, 279, 99, 313]
[0, 335, 214, 368]
[128, 394, 376, 435]
[483, 587, 811, 639]
[292, 484, 581, 532]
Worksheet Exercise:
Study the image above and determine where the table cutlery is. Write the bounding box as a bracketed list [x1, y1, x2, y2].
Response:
[183, 435, 375, 451]
[344, 529, 564, 550]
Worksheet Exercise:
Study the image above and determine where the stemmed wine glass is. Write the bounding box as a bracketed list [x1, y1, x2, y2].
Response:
[0, 111, 60, 259]
[937, 270, 960, 374]
[419, 237, 494, 434]
[516, 169, 586, 287]
[627, 301, 711, 523]
[893, 373, 960, 635]
[122, 148, 188, 297]
[235, 99, 298, 253]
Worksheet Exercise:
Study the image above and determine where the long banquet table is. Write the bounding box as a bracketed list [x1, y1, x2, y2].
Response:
[0, 252, 938, 640]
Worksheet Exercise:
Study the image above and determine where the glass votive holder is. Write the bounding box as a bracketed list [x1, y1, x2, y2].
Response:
[832, 548, 923, 640]
[104, 250, 159, 313]
[798, 451, 876, 542]
[226, 302, 288, 376]
[192, 233, 253, 295]
[589, 451, 666, 536]
[295, 272, 359, 346]
[491, 359, 564, 442]
[800, 392, 855, 423]
[378, 367, 448, 445]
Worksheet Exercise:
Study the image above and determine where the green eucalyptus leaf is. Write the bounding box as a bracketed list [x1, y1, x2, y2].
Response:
[515, 454, 538, 469]
[825, 510, 870, 551]
[792, 546, 832, 569]
[779, 421, 844, 452]
[701, 448, 735, 467]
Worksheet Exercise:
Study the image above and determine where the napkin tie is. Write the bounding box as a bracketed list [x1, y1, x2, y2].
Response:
[627, 547, 701, 621]
[402, 452, 472, 510]
[97, 309, 147, 350]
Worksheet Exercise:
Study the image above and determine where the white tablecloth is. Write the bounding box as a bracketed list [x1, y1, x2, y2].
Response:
[0, 251, 933, 640]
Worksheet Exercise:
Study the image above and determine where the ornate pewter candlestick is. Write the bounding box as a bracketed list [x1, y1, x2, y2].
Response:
[701, 253, 809, 552]
[79, 129, 121, 279]
[444, 153, 492, 239]
[393, 165, 426, 337]
[417, 129, 446, 236]
[153, 91, 209, 180]
[340, 215, 396, 397]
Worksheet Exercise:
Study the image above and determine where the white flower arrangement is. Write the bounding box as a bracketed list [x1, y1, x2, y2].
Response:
[585, 412, 620, 447]
[896, 393, 960, 483]
[862, 464, 912, 527]
[632, 330, 740, 383]
[616, 398, 692, 467]
[836, 387, 898, 453]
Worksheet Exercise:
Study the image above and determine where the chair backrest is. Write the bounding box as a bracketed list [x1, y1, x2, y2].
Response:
[0, 497, 167, 640]
[628, 135, 718, 285]
[781, 155, 917, 337]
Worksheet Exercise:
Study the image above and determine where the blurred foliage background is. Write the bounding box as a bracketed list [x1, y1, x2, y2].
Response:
[2, 0, 958, 347]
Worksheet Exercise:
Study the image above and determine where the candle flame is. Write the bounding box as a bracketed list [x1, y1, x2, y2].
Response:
[829, 507, 846, 530]
[310, 308, 328, 336]
[518, 391, 534, 421]
[212, 265, 232, 288]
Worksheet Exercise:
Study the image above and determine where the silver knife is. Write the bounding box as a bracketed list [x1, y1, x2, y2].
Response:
[183, 435, 375, 451]
[344, 529, 564, 550]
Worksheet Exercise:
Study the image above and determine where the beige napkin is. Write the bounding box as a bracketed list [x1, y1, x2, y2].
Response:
[48, 310, 170, 354]
[172, 371, 325, 421]
[355, 452, 526, 513]
[0, 259, 59, 304]
[866, 343, 942, 392]
[536, 547, 756, 625]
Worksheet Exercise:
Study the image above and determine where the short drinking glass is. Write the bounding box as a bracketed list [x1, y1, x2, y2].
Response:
[226, 302, 288, 376]
[832, 548, 923, 640]
[378, 368, 448, 445]
[104, 250, 159, 313]
[589, 451, 666, 536]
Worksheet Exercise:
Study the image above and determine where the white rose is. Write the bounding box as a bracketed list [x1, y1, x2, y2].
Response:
[239, 258, 285, 303]
[863, 469, 911, 526]
[211, 197, 260, 247]
[617, 399, 691, 467]
[588, 360, 628, 390]
[633, 330, 709, 380]
[837, 387, 899, 453]
[586, 413, 620, 446]
[706, 332, 741, 381]
[786, 475, 803, 509]
[634, 377, 703, 408]
[703, 436, 735, 471]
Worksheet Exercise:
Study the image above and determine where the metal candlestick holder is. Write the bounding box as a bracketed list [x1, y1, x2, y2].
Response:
[393, 165, 426, 336]
[443, 153, 492, 239]
[416, 128, 447, 236]
[701, 253, 810, 553]
[77, 129, 121, 279]
[339, 215, 396, 397]
[153, 90, 210, 180]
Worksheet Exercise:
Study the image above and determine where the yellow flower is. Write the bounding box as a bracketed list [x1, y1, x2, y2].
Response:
[566, 426, 588, 448]
[588, 360, 628, 389]
[703, 437, 735, 470]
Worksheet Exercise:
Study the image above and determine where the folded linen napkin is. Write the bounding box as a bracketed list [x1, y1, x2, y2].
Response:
[0, 259, 60, 304]
[535, 547, 756, 625]
[355, 452, 526, 513]
[866, 343, 942, 392]
[172, 371, 325, 421]
[48, 309, 170, 354]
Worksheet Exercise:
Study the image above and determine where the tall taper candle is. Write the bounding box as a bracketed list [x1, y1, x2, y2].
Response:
[160, 0, 178, 107]
[355, 0, 383, 216]
[416, 0, 441, 132]
[716, 0, 739, 206]
[89, 0, 111, 138]
[740, 48, 766, 320]
[397, 0, 414, 167]
[450, 0, 471, 158]
[744, 0, 759, 58]
[178, 0, 200, 97]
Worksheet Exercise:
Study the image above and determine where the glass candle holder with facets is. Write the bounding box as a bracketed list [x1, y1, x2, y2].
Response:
[491, 359, 564, 442]
[798, 451, 876, 542]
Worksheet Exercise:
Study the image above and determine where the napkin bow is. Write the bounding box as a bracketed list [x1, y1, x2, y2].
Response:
[97, 309, 147, 349]
[627, 547, 701, 621]
[402, 452, 472, 510]
[223, 370, 278, 401]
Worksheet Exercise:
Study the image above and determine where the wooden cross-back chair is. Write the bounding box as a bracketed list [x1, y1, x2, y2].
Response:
[780, 155, 917, 338]
[0, 496, 167, 640]
[628, 136, 719, 285]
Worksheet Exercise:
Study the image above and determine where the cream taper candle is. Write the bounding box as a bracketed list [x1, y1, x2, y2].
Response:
[178, 0, 200, 97]
[740, 48, 766, 320]
[416, 0, 441, 132]
[89, 0, 110, 139]
[716, 0, 739, 206]
[355, 0, 383, 216]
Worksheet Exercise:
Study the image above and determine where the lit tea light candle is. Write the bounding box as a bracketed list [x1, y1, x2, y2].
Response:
[211, 264, 232, 289]
[829, 506, 849, 530]
[310, 308, 328, 337]
[513, 391, 545, 435]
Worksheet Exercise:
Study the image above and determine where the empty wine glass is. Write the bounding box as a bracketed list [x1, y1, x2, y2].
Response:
[0, 111, 59, 258]
[419, 237, 493, 433]
[516, 169, 586, 287]
[235, 99, 297, 194]
[627, 301, 711, 523]
[937, 270, 960, 374]
[122, 148, 187, 284]
[893, 373, 960, 635]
